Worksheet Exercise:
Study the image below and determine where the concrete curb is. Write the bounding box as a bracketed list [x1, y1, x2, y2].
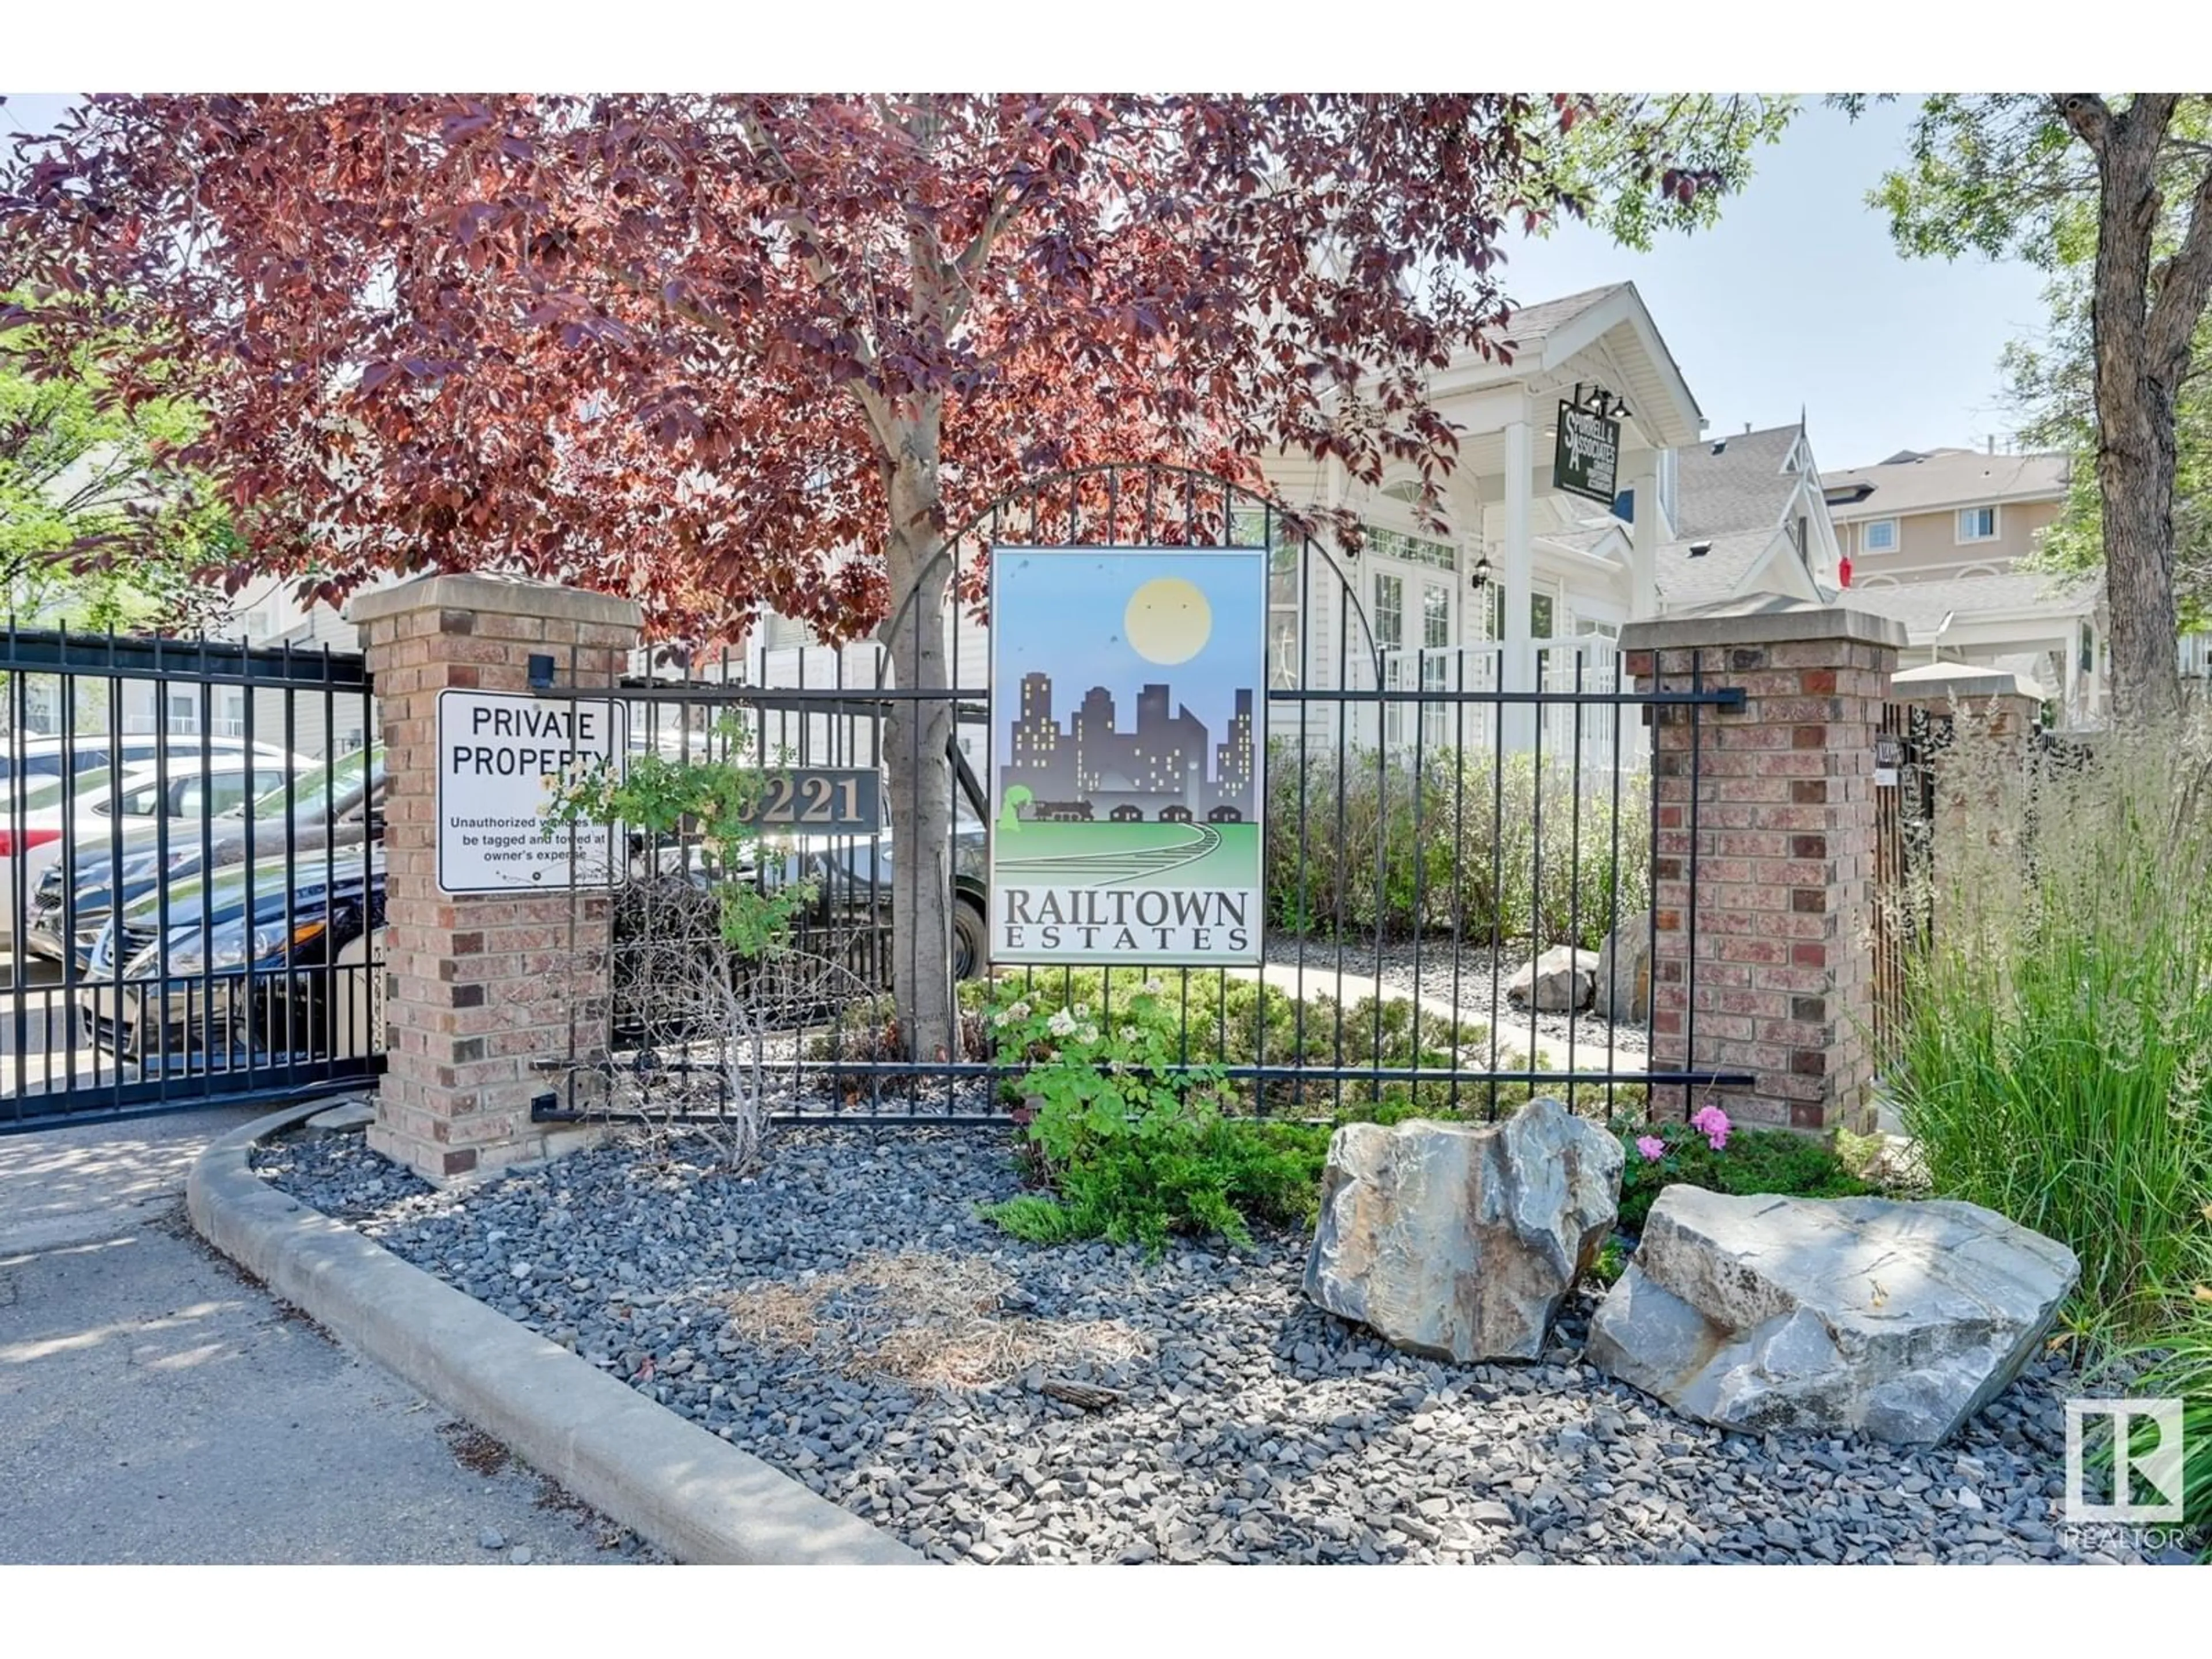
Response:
[187, 1104, 920, 1566]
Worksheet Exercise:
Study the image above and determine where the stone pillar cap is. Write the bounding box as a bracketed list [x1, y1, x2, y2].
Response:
[347, 571, 643, 630]
[1621, 592, 1907, 654]
[1890, 661, 2047, 703]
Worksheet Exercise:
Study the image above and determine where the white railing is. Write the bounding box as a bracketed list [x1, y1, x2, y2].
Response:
[1539, 635, 1645, 773]
[1360, 636, 1645, 778]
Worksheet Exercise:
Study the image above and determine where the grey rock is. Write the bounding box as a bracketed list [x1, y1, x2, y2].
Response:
[1587, 1188, 2078, 1446]
[1505, 946, 1600, 1013]
[1304, 1099, 1623, 1363]
[1593, 914, 1653, 1024]
[509, 1546, 533, 1566]
[302, 1097, 377, 1136]
[478, 1527, 505, 1550]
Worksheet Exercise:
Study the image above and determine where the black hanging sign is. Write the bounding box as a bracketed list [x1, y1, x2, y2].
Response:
[1553, 397, 1622, 507]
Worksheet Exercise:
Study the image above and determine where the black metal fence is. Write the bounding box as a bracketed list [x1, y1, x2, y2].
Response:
[0, 626, 381, 1133]
[539, 464, 1749, 1134]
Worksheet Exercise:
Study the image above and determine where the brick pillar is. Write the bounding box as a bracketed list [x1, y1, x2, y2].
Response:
[1621, 601, 1904, 1136]
[1888, 663, 2040, 843]
[348, 574, 642, 1182]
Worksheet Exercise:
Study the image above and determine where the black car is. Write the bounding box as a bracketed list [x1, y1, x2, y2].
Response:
[80, 846, 382, 1067]
[26, 745, 385, 969]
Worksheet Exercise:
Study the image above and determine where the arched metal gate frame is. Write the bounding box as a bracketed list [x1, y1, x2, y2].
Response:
[536, 461, 1749, 1132]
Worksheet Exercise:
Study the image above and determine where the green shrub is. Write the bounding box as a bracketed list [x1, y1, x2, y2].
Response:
[1885, 717, 2212, 1338]
[1264, 743, 1647, 949]
[983, 1116, 1334, 1253]
[974, 978, 1333, 1251]
[1616, 1115, 1869, 1232]
[1587, 1234, 1630, 1287]
[969, 964, 1646, 1122]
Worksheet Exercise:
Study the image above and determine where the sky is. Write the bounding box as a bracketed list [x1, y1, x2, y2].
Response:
[4, 92, 2054, 478]
[994, 550, 1265, 756]
[1495, 98, 2055, 471]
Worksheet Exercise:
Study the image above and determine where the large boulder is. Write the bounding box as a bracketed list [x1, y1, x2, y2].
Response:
[1586, 1187, 2079, 1446]
[1593, 914, 1652, 1025]
[1303, 1097, 1623, 1363]
[1505, 945, 1600, 1013]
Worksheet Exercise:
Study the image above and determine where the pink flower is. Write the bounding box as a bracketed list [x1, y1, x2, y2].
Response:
[1691, 1105, 1732, 1152]
[1635, 1135, 1666, 1162]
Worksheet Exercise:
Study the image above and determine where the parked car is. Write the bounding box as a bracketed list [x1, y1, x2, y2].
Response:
[0, 747, 317, 949]
[79, 845, 381, 1067]
[83, 809, 994, 1071]
[22, 745, 385, 969]
[751, 813, 990, 980]
[0, 731, 297, 785]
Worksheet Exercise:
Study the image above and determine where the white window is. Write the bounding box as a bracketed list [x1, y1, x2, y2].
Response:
[1861, 518, 1899, 554]
[1956, 506, 1999, 544]
[1267, 544, 1301, 690]
[762, 611, 810, 650]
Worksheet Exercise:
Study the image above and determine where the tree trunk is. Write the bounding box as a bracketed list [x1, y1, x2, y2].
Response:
[879, 406, 959, 1066]
[2095, 365, 2184, 724]
[2082, 98, 2186, 724]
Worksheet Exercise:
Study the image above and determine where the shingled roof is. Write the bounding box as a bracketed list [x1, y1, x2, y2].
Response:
[1674, 425, 1806, 537]
[1650, 423, 1820, 607]
[1844, 571, 2097, 637]
[1820, 449, 2071, 520]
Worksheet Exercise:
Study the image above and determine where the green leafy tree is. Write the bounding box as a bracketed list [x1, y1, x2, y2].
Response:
[1857, 94, 2212, 719]
[0, 294, 236, 628]
[2002, 262, 2212, 632]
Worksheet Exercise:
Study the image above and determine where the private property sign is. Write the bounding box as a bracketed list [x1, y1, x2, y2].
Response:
[436, 689, 627, 893]
[988, 545, 1267, 966]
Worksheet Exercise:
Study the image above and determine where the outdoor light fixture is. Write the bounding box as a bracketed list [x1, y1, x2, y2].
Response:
[527, 652, 556, 690]
[1567, 381, 1630, 425]
[1469, 555, 1493, 593]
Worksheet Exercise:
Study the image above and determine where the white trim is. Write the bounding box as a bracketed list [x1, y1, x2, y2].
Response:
[1856, 574, 1902, 590]
[1859, 517, 1900, 554]
[1956, 505, 2001, 544]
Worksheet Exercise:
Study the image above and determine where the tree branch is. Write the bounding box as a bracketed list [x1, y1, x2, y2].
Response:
[2056, 94, 2113, 155]
[2150, 155, 2212, 372]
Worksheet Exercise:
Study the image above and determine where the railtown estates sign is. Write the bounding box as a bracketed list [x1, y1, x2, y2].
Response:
[990, 546, 1267, 965]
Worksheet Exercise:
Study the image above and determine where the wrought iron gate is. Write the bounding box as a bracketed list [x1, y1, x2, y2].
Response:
[1871, 702, 1942, 1066]
[540, 463, 1749, 1132]
[0, 626, 381, 1133]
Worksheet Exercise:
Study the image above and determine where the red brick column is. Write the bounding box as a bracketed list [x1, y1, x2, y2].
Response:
[1889, 663, 2041, 843]
[348, 574, 642, 1181]
[1621, 602, 1904, 1135]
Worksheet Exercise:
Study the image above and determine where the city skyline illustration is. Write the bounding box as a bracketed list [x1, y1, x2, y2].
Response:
[993, 550, 1264, 819]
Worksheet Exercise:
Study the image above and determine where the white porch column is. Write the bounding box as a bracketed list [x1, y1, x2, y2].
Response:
[1628, 454, 1660, 621]
[2062, 624, 2082, 728]
[1502, 418, 1535, 752]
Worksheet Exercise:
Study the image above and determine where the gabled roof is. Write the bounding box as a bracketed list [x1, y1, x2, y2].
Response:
[1654, 529, 1793, 607]
[1820, 449, 2071, 520]
[1648, 421, 1825, 607]
[1494, 284, 1631, 353]
[1435, 280, 1703, 450]
[1844, 571, 2097, 637]
[1675, 424, 1807, 538]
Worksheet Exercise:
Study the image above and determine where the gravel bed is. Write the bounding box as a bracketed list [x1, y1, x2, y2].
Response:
[254, 1122, 2148, 1566]
[1264, 934, 1649, 1062]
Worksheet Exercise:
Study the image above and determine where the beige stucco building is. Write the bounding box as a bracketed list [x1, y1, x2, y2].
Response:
[1821, 446, 2106, 726]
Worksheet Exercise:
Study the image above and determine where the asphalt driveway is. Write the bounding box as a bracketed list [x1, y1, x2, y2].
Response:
[0, 1103, 655, 1564]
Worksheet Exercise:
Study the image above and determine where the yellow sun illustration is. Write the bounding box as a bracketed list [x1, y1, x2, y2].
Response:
[1124, 577, 1212, 665]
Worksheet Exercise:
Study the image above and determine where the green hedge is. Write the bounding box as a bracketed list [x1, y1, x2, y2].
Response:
[1263, 743, 1647, 948]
